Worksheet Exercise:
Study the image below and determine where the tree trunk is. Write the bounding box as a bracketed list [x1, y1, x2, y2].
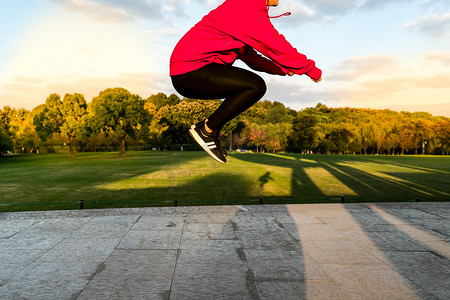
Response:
[68, 135, 75, 157]
[118, 138, 125, 158]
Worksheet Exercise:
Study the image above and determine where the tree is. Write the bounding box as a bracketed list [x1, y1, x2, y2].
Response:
[357, 122, 374, 155]
[372, 121, 386, 155]
[382, 122, 400, 155]
[230, 120, 250, 150]
[33, 94, 63, 142]
[0, 108, 13, 156]
[264, 123, 288, 153]
[148, 99, 219, 149]
[159, 117, 191, 148]
[288, 114, 318, 153]
[0, 129, 13, 156]
[318, 139, 336, 154]
[147, 92, 180, 109]
[221, 118, 240, 151]
[435, 120, 450, 154]
[328, 128, 354, 154]
[61, 93, 87, 157]
[398, 123, 416, 155]
[348, 140, 362, 154]
[90, 88, 148, 158]
[0, 107, 11, 133]
[6, 107, 42, 153]
[265, 102, 287, 124]
[249, 124, 267, 153]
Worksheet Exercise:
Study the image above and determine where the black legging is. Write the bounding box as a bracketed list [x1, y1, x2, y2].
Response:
[171, 63, 267, 130]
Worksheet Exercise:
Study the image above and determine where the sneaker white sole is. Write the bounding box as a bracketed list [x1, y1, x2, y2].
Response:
[189, 126, 226, 164]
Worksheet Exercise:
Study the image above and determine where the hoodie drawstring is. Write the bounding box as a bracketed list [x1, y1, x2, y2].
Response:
[266, 3, 291, 18]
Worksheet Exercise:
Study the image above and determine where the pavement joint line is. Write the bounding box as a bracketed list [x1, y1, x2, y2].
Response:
[231, 219, 261, 300]
[167, 214, 187, 300]
[293, 234, 349, 298]
[2, 220, 38, 239]
[416, 207, 447, 218]
[2, 217, 92, 290]
[432, 229, 450, 237]
[75, 214, 139, 299]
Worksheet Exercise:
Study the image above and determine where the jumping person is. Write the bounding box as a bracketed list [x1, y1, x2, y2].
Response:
[170, 0, 322, 163]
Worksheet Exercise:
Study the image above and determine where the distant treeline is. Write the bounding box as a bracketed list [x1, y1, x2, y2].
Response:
[1, 87, 449, 157]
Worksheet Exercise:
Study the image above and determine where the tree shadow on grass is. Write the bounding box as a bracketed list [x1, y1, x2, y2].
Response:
[231, 153, 450, 203]
[89, 171, 258, 210]
[360, 156, 450, 175]
[0, 152, 209, 212]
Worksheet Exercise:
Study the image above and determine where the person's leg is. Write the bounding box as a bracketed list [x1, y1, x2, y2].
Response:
[171, 63, 267, 130]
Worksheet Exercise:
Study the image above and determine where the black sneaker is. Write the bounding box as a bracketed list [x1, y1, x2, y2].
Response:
[189, 121, 227, 164]
[213, 130, 228, 157]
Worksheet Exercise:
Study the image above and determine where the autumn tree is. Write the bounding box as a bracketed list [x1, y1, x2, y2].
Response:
[249, 124, 267, 153]
[90, 88, 149, 158]
[398, 123, 416, 155]
[265, 122, 291, 153]
[435, 120, 450, 154]
[60, 93, 87, 157]
[7, 107, 41, 153]
[0, 108, 13, 156]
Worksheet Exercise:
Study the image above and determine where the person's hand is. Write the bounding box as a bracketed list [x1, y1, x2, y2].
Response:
[288, 72, 294, 76]
[312, 76, 322, 83]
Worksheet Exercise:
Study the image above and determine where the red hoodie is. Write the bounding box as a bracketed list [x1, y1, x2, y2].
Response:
[169, 0, 322, 81]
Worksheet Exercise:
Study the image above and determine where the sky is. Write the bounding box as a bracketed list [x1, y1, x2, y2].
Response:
[0, 0, 449, 116]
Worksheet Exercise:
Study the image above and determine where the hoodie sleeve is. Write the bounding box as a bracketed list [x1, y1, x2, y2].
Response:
[230, 1, 322, 81]
[239, 47, 286, 76]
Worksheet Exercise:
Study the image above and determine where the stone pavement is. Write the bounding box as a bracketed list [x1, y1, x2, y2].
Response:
[1, 202, 449, 300]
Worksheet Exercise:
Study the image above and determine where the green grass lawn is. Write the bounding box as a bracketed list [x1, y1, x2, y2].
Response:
[1, 151, 449, 211]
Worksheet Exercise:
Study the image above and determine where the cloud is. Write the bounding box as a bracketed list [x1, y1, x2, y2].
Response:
[0, 72, 172, 110]
[262, 74, 450, 117]
[261, 76, 328, 110]
[404, 13, 450, 39]
[290, 0, 417, 19]
[423, 0, 450, 10]
[362, 0, 410, 10]
[260, 53, 450, 115]
[328, 55, 401, 81]
[47, 0, 165, 22]
[279, 0, 446, 25]
[334, 71, 450, 98]
[424, 52, 450, 66]
[302, 0, 359, 15]
[414, 72, 450, 89]
[46, 0, 220, 22]
[325, 71, 450, 112]
[147, 17, 186, 37]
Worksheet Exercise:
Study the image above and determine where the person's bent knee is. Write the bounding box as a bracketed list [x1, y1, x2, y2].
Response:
[250, 74, 267, 100]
